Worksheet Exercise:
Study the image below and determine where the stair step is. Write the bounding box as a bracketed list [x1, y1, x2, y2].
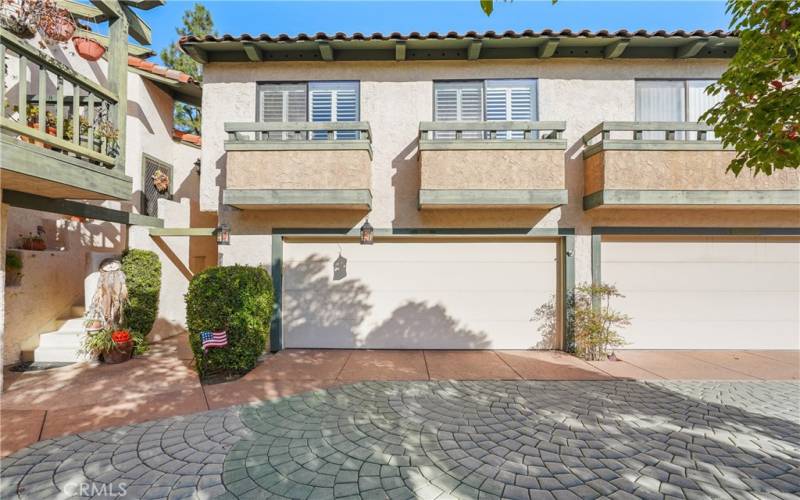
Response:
[56, 318, 86, 333]
[37, 330, 85, 348]
[33, 346, 94, 363]
[70, 305, 86, 317]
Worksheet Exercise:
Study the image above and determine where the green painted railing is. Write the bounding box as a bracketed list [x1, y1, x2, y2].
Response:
[1, 28, 120, 169]
[225, 121, 372, 142]
[420, 120, 566, 140]
[581, 121, 727, 157]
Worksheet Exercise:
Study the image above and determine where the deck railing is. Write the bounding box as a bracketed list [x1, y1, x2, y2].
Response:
[225, 121, 372, 142]
[0, 28, 120, 169]
[419, 121, 567, 150]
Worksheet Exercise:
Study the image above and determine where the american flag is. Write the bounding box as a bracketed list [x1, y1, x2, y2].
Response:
[201, 330, 228, 352]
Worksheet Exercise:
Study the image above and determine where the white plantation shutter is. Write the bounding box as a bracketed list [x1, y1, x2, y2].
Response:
[636, 80, 685, 139]
[485, 79, 537, 139]
[433, 81, 483, 139]
[309, 81, 359, 140]
[687, 80, 722, 139]
[259, 83, 307, 140]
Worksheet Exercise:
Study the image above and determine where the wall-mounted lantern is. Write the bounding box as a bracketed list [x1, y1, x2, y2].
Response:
[193, 158, 201, 176]
[215, 224, 230, 245]
[359, 220, 374, 245]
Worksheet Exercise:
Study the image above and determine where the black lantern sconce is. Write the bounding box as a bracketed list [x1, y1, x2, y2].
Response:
[193, 158, 201, 176]
[215, 224, 231, 245]
[359, 220, 374, 245]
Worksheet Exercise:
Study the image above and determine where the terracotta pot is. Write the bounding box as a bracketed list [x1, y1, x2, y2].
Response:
[73, 37, 105, 62]
[21, 239, 46, 251]
[103, 341, 133, 364]
[46, 126, 57, 136]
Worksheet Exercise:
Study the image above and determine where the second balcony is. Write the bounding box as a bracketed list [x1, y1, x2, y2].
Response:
[417, 121, 568, 209]
[223, 121, 372, 210]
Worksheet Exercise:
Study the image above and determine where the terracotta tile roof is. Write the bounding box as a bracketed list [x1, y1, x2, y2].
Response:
[173, 129, 201, 146]
[128, 56, 196, 84]
[180, 28, 737, 44]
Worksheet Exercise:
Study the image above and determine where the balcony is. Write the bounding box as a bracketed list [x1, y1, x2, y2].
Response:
[418, 121, 568, 209]
[582, 122, 800, 209]
[223, 122, 372, 210]
[0, 28, 131, 201]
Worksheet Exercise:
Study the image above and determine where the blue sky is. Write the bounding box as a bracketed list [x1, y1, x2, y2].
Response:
[132, 1, 732, 63]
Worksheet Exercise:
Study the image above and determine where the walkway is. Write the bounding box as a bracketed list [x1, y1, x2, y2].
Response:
[2, 380, 799, 499]
[2, 335, 798, 458]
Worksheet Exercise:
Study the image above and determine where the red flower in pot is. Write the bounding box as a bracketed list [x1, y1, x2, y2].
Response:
[105, 330, 133, 364]
[72, 37, 106, 62]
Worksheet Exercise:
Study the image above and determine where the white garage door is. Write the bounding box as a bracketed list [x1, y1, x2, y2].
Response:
[282, 239, 559, 349]
[603, 237, 800, 350]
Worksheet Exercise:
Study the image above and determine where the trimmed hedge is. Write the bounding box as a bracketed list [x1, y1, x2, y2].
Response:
[185, 265, 274, 378]
[122, 249, 161, 337]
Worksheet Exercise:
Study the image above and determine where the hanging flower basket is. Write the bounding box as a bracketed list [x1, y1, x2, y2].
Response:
[0, 0, 42, 39]
[152, 169, 170, 193]
[39, 7, 75, 43]
[73, 36, 106, 62]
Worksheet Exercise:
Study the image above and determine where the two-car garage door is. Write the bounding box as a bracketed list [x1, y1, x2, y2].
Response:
[603, 237, 800, 350]
[281, 239, 560, 349]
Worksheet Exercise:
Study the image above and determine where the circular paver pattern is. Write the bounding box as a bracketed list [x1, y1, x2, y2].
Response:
[2, 381, 799, 499]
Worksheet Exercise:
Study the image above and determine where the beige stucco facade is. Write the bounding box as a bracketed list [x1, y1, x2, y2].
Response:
[419, 149, 565, 190]
[585, 149, 800, 194]
[226, 150, 371, 190]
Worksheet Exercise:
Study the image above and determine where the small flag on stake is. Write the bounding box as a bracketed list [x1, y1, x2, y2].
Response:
[201, 330, 228, 352]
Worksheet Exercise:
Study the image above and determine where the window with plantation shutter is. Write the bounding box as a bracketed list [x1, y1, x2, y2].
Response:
[309, 81, 360, 140]
[258, 83, 307, 140]
[485, 79, 537, 139]
[433, 81, 483, 139]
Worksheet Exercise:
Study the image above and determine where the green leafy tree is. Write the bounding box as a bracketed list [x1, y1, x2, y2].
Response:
[160, 3, 216, 134]
[702, 0, 799, 176]
[481, 0, 556, 16]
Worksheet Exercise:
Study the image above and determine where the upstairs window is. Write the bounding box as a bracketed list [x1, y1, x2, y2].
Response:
[258, 81, 359, 140]
[635, 79, 721, 139]
[433, 79, 537, 139]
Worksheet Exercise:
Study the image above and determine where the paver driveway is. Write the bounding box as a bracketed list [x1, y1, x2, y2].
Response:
[1, 381, 798, 499]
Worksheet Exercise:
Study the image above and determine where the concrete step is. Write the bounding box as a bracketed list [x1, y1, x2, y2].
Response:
[33, 345, 94, 363]
[37, 329, 84, 349]
[56, 318, 86, 333]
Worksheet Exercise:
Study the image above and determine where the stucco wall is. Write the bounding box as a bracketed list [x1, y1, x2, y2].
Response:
[585, 150, 800, 193]
[420, 149, 564, 190]
[226, 150, 371, 190]
[205, 58, 794, 283]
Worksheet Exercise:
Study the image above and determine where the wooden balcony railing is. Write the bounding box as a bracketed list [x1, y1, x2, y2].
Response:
[419, 121, 567, 150]
[1, 28, 120, 169]
[581, 121, 727, 157]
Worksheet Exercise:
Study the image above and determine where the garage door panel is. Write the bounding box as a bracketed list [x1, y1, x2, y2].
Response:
[616, 291, 799, 322]
[604, 238, 800, 350]
[283, 239, 558, 349]
[606, 262, 799, 292]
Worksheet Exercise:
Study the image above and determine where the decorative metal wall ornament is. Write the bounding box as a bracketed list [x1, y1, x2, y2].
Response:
[152, 169, 170, 193]
[85, 257, 128, 331]
[333, 251, 347, 281]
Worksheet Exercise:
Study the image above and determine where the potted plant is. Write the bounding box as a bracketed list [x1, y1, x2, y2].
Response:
[94, 119, 119, 157]
[5, 252, 23, 286]
[82, 329, 134, 364]
[72, 36, 105, 61]
[0, 0, 42, 39]
[19, 232, 46, 251]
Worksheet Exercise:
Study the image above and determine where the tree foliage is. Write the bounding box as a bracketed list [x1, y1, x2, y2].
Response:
[160, 3, 216, 135]
[702, 0, 800, 176]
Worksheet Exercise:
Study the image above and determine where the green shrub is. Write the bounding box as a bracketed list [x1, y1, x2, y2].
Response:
[122, 249, 161, 337]
[185, 265, 274, 379]
[6, 252, 23, 271]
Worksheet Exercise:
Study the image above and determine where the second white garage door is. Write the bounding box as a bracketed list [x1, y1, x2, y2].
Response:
[281, 239, 559, 349]
[603, 237, 800, 350]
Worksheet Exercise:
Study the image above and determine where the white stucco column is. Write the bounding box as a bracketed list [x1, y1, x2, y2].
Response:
[1, 198, 8, 387]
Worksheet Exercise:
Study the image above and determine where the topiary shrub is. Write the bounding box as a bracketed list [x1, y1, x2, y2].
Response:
[185, 265, 273, 379]
[122, 249, 161, 338]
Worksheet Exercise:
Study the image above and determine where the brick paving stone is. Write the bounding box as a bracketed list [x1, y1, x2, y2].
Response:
[1, 381, 798, 499]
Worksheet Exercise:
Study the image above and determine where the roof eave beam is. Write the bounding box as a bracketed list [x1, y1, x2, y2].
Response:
[395, 40, 406, 61]
[467, 40, 482, 60]
[604, 39, 630, 59]
[319, 41, 334, 61]
[675, 38, 709, 58]
[182, 44, 209, 64]
[242, 41, 263, 61]
[121, 3, 151, 45]
[538, 38, 559, 58]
